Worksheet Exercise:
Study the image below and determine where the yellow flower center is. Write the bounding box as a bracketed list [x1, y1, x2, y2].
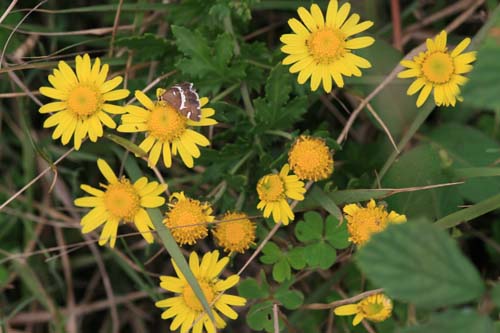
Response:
[148, 102, 187, 142]
[164, 198, 212, 245]
[288, 136, 334, 181]
[103, 178, 140, 222]
[358, 294, 392, 322]
[182, 280, 215, 312]
[308, 28, 345, 64]
[257, 174, 285, 202]
[213, 213, 256, 253]
[67, 85, 100, 117]
[422, 52, 454, 84]
[346, 206, 388, 245]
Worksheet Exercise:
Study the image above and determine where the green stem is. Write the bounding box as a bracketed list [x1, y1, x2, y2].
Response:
[223, 13, 256, 125]
[212, 83, 239, 102]
[265, 130, 293, 140]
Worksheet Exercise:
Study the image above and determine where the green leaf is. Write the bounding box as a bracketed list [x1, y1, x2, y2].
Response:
[427, 124, 500, 203]
[357, 219, 485, 308]
[260, 242, 281, 264]
[382, 144, 462, 220]
[434, 193, 500, 229]
[247, 300, 275, 332]
[171, 25, 240, 84]
[149, 209, 215, 322]
[454, 167, 500, 178]
[399, 309, 494, 333]
[353, 39, 420, 140]
[462, 4, 500, 110]
[492, 283, 500, 309]
[273, 258, 291, 282]
[287, 247, 307, 270]
[106, 134, 147, 158]
[237, 278, 269, 299]
[325, 215, 350, 249]
[295, 211, 323, 242]
[275, 288, 304, 310]
[308, 186, 343, 221]
[266, 65, 292, 110]
[115, 33, 171, 60]
[254, 65, 308, 130]
[303, 242, 337, 269]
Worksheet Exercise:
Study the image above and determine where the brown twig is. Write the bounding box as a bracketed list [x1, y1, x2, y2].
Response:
[108, 0, 124, 57]
[8, 289, 163, 325]
[390, 0, 402, 50]
[303, 288, 384, 310]
[0, 0, 19, 25]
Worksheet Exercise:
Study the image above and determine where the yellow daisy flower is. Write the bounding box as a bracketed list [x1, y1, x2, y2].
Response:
[74, 159, 166, 248]
[398, 30, 476, 107]
[155, 250, 246, 333]
[212, 212, 256, 254]
[334, 293, 393, 326]
[117, 90, 217, 168]
[343, 199, 406, 246]
[288, 135, 334, 181]
[256, 164, 306, 225]
[281, 0, 375, 92]
[163, 192, 214, 245]
[39, 54, 130, 150]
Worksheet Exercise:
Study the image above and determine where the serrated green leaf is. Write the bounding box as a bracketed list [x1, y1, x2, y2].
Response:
[115, 33, 170, 60]
[237, 278, 269, 299]
[287, 247, 306, 270]
[357, 220, 485, 308]
[266, 65, 292, 110]
[295, 211, 323, 242]
[260, 242, 281, 264]
[247, 301, 274, 331]
[172, 25, 216, 73]
[400, 309, 494, 333]
[213, 33, 234, 67]
[275, 289, 304, 310]
[325, 215, 350, 249]
[273, 258, 291, 282]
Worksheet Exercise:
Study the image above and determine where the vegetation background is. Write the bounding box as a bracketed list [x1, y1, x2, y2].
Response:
[0, 0, 499, 332]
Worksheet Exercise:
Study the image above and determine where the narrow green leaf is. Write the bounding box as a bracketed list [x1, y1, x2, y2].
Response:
[357, 220, 485, 308]
[308, 186, 343, 221]
[11, 260, 62, 323]
[492, 283, 500, 308]
[454, 167, 500, 178]
[434, 193, 500, 229]
[400, 309, 494, 333]
[148, 209, 215, 322]
[106, 134, 147, 158]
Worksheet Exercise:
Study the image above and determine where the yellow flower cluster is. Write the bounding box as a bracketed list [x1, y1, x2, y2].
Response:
[281, 1, 475, 106]
[34, 1, 479, 331]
